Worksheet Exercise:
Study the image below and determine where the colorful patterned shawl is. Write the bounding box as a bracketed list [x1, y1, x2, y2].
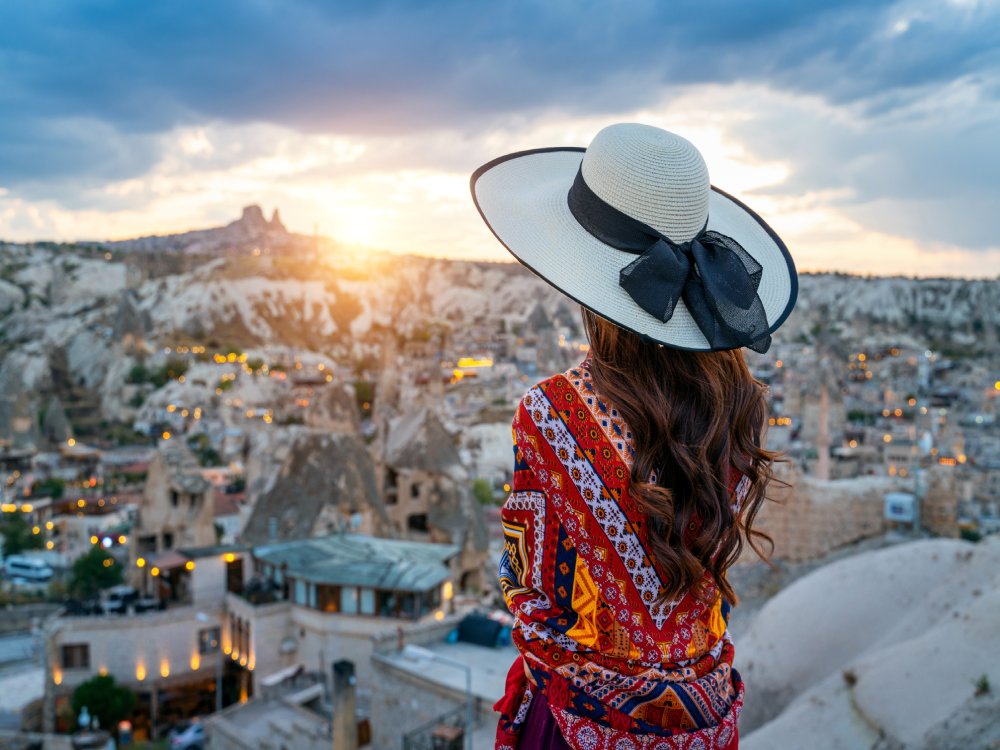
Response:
[495, 360, 746, 750]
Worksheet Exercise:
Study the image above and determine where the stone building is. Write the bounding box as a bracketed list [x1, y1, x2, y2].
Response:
[745, 464, 896, 563]
[133, 441, 217, 560]
[381, 409, 489, 591]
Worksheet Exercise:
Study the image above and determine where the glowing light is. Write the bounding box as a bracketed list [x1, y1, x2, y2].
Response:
[90, 535, 99, 545]
[20, 503, 32, 513]
[957, 454, 967, 464]
[77, 499, 86, 508]
[503, 483, 511, 493]
[908, 398, 916, 406]
[67, 438, 76, 447]
[32, 526, 40, 534]
[239, 656, 247, 667]
[849, 440, 858, 448]
[160, 659, 170, 678]
[45, 521, 54, 530]
[0, 504, 16, 513]
[162, 431, 171, 440]
[893, 408, 903, 417]
[46, 541, 54, 550]
[224, 553, 236, 563]
[166, 404, 177, 413]
[185, 560, 196, 571]
[99, 666, 108, 676]
[118, 535, 127, 545]
[995, 381, 1000, 391]
[434, 610, 445, 621]
[136, 662, 146, 681]
[775, 360, 783, 368]
[150, 567, 160, 577]
[883, 434, 893, 443]
[136, 557, 146, 568]
[443, 581, 454, 600]
[102, 558, 113, 568]
[456, 357, 494, 368]
[190, 653, 201, 671]
[857, 353, 867, 362]
[53, 669, 62, 685]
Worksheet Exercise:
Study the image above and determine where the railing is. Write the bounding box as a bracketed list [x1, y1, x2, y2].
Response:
[401, 705, 467, 750]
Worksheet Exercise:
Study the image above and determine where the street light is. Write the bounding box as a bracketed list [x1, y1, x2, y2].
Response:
[196, 612, 223, 713]
[401, 644, 473, 750]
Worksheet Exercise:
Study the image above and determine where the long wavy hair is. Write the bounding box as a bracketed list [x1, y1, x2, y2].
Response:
[582, 308, 779, 605]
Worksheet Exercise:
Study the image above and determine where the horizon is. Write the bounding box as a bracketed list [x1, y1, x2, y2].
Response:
[2, 2, 1000, 278]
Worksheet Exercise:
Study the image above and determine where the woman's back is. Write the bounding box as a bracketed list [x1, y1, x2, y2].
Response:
[496, 358, 746, 749]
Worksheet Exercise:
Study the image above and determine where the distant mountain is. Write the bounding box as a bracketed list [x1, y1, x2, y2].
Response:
[105, 204, 312, 257]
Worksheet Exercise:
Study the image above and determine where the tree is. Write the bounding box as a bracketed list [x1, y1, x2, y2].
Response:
[72, 674, 136, 732]
[69, 546, 123, 599]
[0, 513, 44, 557]
[472, 478, 495, 506]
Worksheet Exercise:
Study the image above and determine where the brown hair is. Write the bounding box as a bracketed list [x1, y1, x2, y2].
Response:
[582, 308, 778, 605]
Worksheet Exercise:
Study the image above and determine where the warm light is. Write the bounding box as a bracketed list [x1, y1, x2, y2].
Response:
[20, 503, 32, 513]
[224, 553, 236, 563]
[136, 662, 146, 681]
[939, 457, 957, 466]
[166, 404, 177, 413]
[162, 431, 171, 440]
[899, 468, 908, 477]
[190, 653, 201, 671]
[894, 408, 903, 417]
[150, 567, 160, 577]
[456, 357, 494, 368]
[53, 669, 62, 686]
[118, 535, 127, 545]
[223, 645, 232, 656]
[248, 654, 255, 671]
[185, 560, 196, 571]
[78, 499, 86, 508]
[775, 360, 783, 368]
[178, 375, 186, 384]
[443, 581, 454, 600]
[102, 558, 113, 568]
[849, 440, 858, 448]
[99, 666, 108, 676]
[503, 483, 511, 493]
[181, 409, 189, 417]
[995, 381, 1000, 391]
[882, 409, 890, 417]
[858, 353, 866, 362]
[0, 504, 16, 513]
[67, 438, 76, 447]
[239, 656, 247, 667]
[434, 610, 445, 621]
[90, 535, 99, 545]
[136, 557, 146, 568]
[160, 659, 170, 678]
[883, 434, 892, 443]
[45, 521, 54, 530]
[920, 406, 928, 414]
[46, 540, 55, 550]
[908, 398, 916, 406]
[958, 454, 967, 464]
[888, 465, 897, 476]
[768, 417, 776, 426]
[32, 525, 40, 535]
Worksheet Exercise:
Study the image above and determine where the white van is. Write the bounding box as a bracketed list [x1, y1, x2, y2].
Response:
[3, 555, 54, 582]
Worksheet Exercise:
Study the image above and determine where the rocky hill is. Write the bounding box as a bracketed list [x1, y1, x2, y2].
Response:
[1, 207, 998, 437]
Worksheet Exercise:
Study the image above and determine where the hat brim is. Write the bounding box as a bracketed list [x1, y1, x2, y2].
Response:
[471, 147, 798, 351]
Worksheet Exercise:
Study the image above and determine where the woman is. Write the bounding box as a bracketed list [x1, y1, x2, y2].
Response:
[470, 124, 797, 749]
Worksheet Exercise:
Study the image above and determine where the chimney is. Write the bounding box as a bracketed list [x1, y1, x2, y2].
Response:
[332, 659, 357, 750]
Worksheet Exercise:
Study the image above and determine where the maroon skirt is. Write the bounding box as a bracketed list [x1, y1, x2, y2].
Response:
[517, 691, 571, 750]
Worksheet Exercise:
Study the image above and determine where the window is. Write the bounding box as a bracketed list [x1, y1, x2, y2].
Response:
[293, 579, 308, 606]
[360, 588, 375, 616]
[407, 514, 428, 533]
[198, 627, 221, 654]
[340, 586, 358, 615]
[317, 585, 339, 613]
[399, 593, 416, 619]
[61, 643, 90, 670]
[170, 490, 179, 507]
[410, 483, 421, 501]
[377, 591, 397, 618]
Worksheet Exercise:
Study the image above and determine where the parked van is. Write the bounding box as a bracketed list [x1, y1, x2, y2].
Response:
[3, 555, 54, 582]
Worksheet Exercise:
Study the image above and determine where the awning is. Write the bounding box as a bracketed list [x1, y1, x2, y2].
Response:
[150, 549, 191, 570]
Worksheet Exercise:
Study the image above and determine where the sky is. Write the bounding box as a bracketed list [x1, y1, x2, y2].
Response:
[1, 0, 999, 277]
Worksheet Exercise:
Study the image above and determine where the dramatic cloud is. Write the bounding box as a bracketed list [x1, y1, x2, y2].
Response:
[0, 0, 998, 274]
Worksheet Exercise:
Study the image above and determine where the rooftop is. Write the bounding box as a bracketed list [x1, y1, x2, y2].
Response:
[253, 533, 459, 592]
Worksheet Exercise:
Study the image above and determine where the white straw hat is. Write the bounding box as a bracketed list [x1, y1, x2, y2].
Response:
[471, 123, 797, 352]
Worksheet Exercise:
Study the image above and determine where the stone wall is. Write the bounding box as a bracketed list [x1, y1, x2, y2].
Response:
[743, 465, 896, 563]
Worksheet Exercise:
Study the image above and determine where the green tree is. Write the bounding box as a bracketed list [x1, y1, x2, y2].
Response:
[246, 357, 265, 374]
[0, 513, 44, 557]
[126, 363, 149, 384]
[72, 674, 136, 732]
[472, 478, 495, 506]
[69, 546, 123, 599]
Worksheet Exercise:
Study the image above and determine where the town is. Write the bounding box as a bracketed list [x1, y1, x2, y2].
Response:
[1, 209, 998, 748]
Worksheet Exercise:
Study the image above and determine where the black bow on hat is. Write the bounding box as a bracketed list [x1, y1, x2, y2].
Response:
[567, 167, 771, 353]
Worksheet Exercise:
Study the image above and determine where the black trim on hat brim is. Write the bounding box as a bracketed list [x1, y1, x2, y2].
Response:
[470, 146, 798, 352]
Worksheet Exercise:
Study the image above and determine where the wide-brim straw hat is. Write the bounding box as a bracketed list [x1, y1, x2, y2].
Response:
[470, 123, 797, 352]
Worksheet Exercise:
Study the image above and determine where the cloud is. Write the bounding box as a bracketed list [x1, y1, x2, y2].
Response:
[0, 0, 998, 271]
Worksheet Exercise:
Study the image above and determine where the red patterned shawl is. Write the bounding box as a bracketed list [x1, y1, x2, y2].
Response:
[495, 360, 746, 750]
